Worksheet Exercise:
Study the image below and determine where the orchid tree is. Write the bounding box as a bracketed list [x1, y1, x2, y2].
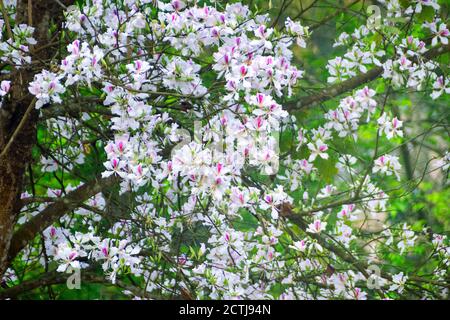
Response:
[0, 0, 449, 300]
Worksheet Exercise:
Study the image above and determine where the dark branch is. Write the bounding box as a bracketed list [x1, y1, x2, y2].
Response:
[7, 175, 118, 263]
[287, 44, 450, 111]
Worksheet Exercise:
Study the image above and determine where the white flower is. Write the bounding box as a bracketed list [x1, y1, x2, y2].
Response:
[306, 219, 327, 234]
[250, 93, 288, 122]
[28, 70, 65, 109]
[326, 56, 354, 83]
[13, 24, 36, 45]
[397, 223, 417, 254]
[285, 17, 309, 48]
[431, 76, 450, 99]
[126, 59, 151, 84]
[436, 151, 450, 171]
[377, 113, 403, 140]
[372, 154, 402, 181]
[0, 80, 11, 96]
[349, 287, 367, 300]
[289, 240, 307, 252]
[344, 47, 372, 73]
[102, 158, 126, 178]
[317, 184, 336, 199]
[335, 221, 354, 247]
[355, 86, 377, 118]
[259, 185, 292, 220]
[41, 156, 58, 172]
[307, 139, 329, 162]
[55, 243, 86, 272]
[389, 272, 408, 293]
[337, 204, 358, 221]
[432, 234, 446, 248]
[333, 32, 350, 47]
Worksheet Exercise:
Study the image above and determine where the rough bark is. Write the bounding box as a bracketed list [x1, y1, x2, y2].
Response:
[0, 0, 70, 278]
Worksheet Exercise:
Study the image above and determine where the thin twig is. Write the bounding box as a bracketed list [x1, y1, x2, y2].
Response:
[0, 97, 36, 159]
[0, 0, 13, 40]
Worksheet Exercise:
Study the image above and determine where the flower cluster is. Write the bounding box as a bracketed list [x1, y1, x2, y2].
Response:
[14, 0, 449, 300]
[324, 86, 378, 139]
[0, 24, 36, 66]
[373, 154, 402, 181]
[28, 71, 65, 109]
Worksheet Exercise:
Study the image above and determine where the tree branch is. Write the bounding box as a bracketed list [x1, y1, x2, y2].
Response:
[0, 268, 164, 299]
[7, 175, 118, 263]
[284, 213, 449, 293]
[0, 98, 36, 159]
[40, 100, 113, 120]
[287, 44, 450, 111]
[0, 270, 103, 299]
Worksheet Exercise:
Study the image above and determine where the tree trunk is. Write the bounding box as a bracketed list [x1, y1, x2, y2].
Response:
[0, 0, 69, 279]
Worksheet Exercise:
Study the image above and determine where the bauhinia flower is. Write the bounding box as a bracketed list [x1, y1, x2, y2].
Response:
[377, 113, 403, 140]
[372, 154, 402, 181]
[289, 239, 307, 252]
[306, 219, 327, 234]
[307, 139, 329, 162]
[0, 80, 11, 96]
[4, 0, 449, 301]
[28, 70, 65, 109]
[389, 272, 408, 293]
[285, 17, 309, 48]
[431, 23, 449, 47]
[431, 76, 450, 100]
